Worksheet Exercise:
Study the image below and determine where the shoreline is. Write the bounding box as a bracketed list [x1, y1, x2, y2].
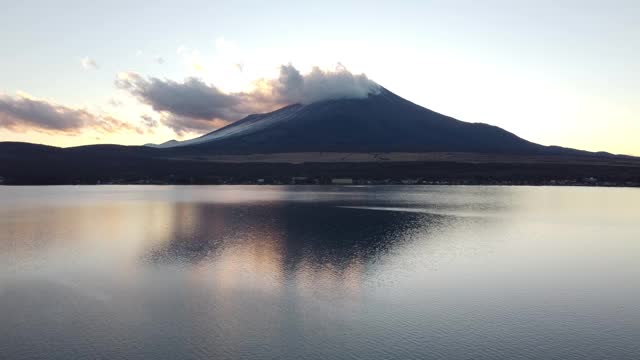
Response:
[2, 181, 638, 188]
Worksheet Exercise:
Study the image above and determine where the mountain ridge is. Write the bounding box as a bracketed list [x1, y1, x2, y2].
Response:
[150, 87, 586, 156]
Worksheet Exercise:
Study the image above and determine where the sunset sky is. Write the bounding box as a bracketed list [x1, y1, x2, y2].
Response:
[1, 0, 638, 155]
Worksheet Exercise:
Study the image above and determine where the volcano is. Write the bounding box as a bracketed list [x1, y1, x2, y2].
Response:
[157, 87, 566, 155]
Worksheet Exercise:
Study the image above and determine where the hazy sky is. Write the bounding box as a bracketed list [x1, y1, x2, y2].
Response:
[1, 0, 638, 155]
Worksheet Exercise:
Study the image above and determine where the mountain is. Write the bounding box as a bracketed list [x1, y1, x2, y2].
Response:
[159, 87, 569, 155]
[1, 86, 639, 185]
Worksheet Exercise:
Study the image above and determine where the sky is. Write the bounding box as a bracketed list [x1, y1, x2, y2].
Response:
[0, 0, 638, 155]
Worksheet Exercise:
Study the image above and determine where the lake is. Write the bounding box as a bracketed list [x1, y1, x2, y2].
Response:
[1, 185, 639, 359]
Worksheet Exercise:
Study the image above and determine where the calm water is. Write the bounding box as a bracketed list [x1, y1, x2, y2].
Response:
[1, 185, 639, 359]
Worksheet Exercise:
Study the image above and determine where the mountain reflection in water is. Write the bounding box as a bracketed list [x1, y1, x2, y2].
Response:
[1, 185, 639, 360]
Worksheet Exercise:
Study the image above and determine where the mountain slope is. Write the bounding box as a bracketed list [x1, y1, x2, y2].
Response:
[164, 87, 552, 155]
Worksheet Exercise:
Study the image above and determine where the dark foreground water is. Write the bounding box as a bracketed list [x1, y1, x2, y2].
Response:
[1, 185, 639, 360]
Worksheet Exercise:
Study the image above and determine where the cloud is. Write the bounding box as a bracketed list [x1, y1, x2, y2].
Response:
[276, 63, 380, 104]
[160, 115, 229, 136]
[0, 93, 148, 135]
[116, 73, 249, 120]
[116, 64, 379, 135]
[116, 72, 251, 134]
[155, 56, 165, 64]
[81, 56, 98, 70]
[140, 114, 159, 128]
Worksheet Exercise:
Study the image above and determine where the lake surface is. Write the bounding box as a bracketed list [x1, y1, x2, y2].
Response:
[1, 185, 639, 359]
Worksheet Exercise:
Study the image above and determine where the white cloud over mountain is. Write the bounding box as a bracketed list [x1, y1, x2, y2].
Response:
[116, 64, 379, 134]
